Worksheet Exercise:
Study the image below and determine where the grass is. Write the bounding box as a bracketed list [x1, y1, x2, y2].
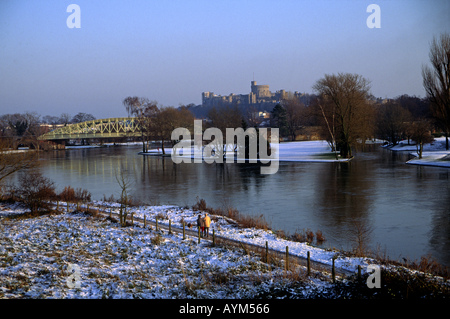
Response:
[1, 198, 449, 299]
[191, 197, 450, 280]
[192, 197, 270, 230]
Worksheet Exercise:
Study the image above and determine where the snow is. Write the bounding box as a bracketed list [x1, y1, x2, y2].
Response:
[0, 200, 376, 299]
[142, 140, 351, 163]
[1, 138, 448, 299]
[383, 137, 450, 168]
[67, 137, 450, 168]
[87, 200, 374, 274]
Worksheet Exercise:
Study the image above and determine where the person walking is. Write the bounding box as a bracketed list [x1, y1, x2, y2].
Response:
[203, 213, 211, 237]
[197, 214, 205, 237]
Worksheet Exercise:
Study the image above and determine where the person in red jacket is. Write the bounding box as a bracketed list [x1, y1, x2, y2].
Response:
[197, 214, 205, 236]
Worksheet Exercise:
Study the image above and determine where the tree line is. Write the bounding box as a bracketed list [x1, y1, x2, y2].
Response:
[0, 112, 97, 149]
[128, 32, 448, 161]
[1, 33, 448, 161]
[272, 33, 449, 159]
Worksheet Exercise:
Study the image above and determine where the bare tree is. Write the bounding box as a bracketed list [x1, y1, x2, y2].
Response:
[376, 101, 412, 145]
[282, 97, 308, 141]
[122, 97, 159, 152]
[348, 219, 373, 257]
[21, 112, 43, 150]
[313, 73, 372, 158]
[243, 105, 263, 128]
[71, 112, 95, 123]
[0, 112, 43, 150]
[59, 113, 72, 126]
[42, 115, 59, 125]
[410, 119, 434, 159]
[16, 170, 56, 213]
[422, 33, 450, 150]
[0, 150, 37, 189]
[154, 106, 194, 154]
[3, 113, 29, 137]
[115, 167, 133, 227]
[207, 104, 243, 159]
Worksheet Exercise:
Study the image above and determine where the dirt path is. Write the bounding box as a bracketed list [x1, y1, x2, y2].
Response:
[83, 205, 356, 279]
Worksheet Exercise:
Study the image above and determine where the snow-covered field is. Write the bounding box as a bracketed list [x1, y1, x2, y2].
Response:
[0, 199, 380, 300]
[1, 138, 448, 301]
[2, 199, 449, 301]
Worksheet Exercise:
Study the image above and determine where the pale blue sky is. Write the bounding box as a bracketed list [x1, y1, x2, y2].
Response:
[0, 0, 449, 118]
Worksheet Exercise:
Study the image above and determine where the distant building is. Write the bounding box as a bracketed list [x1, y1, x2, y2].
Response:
[201, 81, 305, 110]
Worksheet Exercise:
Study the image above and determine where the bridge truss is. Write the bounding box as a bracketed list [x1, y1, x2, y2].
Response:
[38, 117, 142, 141]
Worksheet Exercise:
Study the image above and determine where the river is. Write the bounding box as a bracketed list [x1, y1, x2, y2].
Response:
[29, 143, 450, 267]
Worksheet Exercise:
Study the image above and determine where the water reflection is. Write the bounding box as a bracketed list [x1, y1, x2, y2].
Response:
[30, 144, 450, 267]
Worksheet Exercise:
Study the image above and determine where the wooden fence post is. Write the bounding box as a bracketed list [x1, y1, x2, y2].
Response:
[57, 201, 59, 211]
[67, 202, 69, 212]
[144, 215, 146, 227]
[332, 257, 336, 283]
[155, 217, 158, 231]
[169, 220, 172, 234]
[285, 246, 289, 271]
[265, 241, 269, 264]
[307, 251, 311, 276]
[212, 229, 215, 247]
[183, 222, 185, 240]
[198, 227, 201, 244]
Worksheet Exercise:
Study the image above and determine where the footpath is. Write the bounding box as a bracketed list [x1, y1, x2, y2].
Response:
[54, 201, 357, 280]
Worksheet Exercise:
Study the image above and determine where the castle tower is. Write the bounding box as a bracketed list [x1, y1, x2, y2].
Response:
[251, 81, 270, 99]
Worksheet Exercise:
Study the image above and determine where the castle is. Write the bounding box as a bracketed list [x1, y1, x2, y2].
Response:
[201, 81, 304, 111]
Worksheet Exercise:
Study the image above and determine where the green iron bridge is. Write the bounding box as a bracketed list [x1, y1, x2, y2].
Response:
[38, 117, 142, 141]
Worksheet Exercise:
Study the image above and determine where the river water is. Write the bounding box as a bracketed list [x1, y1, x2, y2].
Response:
[31, 144, 450, 267]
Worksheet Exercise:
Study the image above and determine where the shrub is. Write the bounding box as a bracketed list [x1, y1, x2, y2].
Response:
[17, 171, 56, 213]
[58, 186, 91, 202]
[151, 233, 164, 245]
[290, 230, 306, 243]
[192, 197, 270, 230]
[192, 197, 207, 211]
[305, 229, 315, 243]
[315, 230, 326, 244]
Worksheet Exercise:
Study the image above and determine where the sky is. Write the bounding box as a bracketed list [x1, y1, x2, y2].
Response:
[0, 0, 449, 119]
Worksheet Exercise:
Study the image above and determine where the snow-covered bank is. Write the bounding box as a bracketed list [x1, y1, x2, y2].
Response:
[277, 140, 350, 162]
[141, 140, 352, 163]
[88, 200, 371, 274]
[1, 201, 448, 300]
[384, 137, 450, 168]
[0, 202, 340, 299]
[407, 151, 450, 168]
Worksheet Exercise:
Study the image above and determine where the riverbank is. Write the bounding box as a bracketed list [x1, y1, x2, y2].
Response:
[139, 140, 353, 163]
[384, 136, 450, 168]
[65, 137, 450, 168]
[1, 199, 448, 301]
